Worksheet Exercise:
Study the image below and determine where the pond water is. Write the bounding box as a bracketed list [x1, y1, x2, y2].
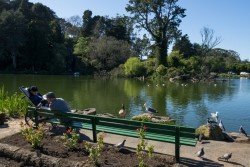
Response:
[1, 74, 249, 133]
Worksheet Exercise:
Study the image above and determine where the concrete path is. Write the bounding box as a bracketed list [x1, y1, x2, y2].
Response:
[1, 119, 249, 167]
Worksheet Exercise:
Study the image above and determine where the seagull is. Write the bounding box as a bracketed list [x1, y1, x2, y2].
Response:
[195, 147, 204, 157]
[218, 153, 232, 162]
[211, 111, 219, 120]
[144, 103, 158, 114]
[239, 125, 248, 137]
[115, 139, 126, 149]
[219, 120, 226, 132]
[118, 104, 126, 118]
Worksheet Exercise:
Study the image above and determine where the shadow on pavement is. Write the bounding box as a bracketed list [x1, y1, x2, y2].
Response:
[180, 157, 224, 167]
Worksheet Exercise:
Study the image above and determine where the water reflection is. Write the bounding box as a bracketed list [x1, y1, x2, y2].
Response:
[1, 74, 249, 133]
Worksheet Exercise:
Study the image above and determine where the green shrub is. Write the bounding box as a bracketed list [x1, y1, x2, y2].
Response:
[0, 86, 29, 118]
[124, 57, 146, 77]
[156, 65, 167, 76]
[143, 58, 157, 75]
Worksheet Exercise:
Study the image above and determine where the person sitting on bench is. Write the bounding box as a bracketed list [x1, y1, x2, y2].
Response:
[43, 92, 71, 112]
[43, 92, 71, 130]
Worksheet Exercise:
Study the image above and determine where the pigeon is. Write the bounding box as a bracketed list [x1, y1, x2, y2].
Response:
[198, 133, 203, 142]
[218, 153, 232, 161]
[239, 125, 248, 137]
[195, 147, 204, 157]
[144, 103, 158, 114]
[219, 120, 226, 131]
[115, 139, 126, 149]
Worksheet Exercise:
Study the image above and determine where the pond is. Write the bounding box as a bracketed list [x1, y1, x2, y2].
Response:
[1, 74, 249, 133]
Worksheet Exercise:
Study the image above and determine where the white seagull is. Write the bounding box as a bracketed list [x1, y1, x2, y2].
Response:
[211, 111, 219, 119]
[144, 103, 158, 114]
[195, 147, 205, 157]
[218, 153, 232, 162]
[115, 139, 126, 149]
[118, 104, 126, 118]
[219, 120, 226, 132]
[239, 125, 248, 137]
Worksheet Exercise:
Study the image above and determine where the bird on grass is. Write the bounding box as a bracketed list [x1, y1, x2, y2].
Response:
[218, 152, 232, 162]
[239, 125, 248, 137]
[219, 120, 226, 132]
[195, 147, 204, 157]
[118, 104, 126, 118]
[115, 139, 126, 149]
[144, 103, 158, 114]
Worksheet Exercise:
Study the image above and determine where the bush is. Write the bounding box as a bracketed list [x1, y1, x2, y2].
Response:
[0, 86, 29, 118]
[156, 65, 167, 76]
[143, 58, 157, 75]
[124, 57, 146, 77]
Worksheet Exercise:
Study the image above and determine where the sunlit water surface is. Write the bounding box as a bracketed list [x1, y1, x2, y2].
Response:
[1, 74, 249, 133]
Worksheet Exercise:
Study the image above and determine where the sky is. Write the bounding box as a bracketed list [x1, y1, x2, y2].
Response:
[28, 0, 250, 61]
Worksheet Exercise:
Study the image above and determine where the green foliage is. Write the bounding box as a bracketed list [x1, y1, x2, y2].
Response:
[63, 128, 80, 149]
[20, 121, 44, 148]
[124, 57, 145, 77]
[172, 34, 195, 59]
[156, 65, 167, 76]
[88, 36, 131, 71]
[132, 116, 152, 122]
[167, 51, 184, 68]
[167, 67, 185, 78]
[143, 58, 157, 75]
[0, 86, 28, 118]
[126, 0, 186, 66]
[85, 133, 104, 165]
[136, 125, 154, 167]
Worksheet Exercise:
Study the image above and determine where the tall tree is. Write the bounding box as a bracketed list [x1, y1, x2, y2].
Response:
[126, 0, 186, 67]
[172, 34, 194, 58]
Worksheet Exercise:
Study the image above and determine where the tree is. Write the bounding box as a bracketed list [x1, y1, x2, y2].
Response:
[200, 27, 222, 56]
[126, 0, 186, 67]
[88, 36, 131, 71]
[0, 10, 26, 70]
[172, 34, 194, 58]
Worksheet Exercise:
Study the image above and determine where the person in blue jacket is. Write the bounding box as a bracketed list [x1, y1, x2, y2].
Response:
[29, 86, 45, 106]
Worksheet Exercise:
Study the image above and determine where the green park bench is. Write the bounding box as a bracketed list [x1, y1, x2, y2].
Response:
[26, 106, 197, 162]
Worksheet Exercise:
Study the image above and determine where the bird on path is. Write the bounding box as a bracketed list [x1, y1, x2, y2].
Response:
[218, 152, 232, 162]
[144, 103, 158, 114]
[195, 147, 204, 157]
[198, 133, 203, 142]
[219, 120, 226, 132]
[239, 125, 248, 137]
[115, 139, 126, 149]
[118, 104, 126, 118]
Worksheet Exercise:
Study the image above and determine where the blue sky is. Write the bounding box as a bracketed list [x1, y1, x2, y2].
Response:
[29, 0, 250, 61]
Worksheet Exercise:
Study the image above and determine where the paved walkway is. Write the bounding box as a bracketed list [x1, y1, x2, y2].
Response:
[0, 119, 249, 167]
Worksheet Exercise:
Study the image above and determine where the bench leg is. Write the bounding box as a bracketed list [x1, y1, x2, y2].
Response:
[175, 127, 180, 163]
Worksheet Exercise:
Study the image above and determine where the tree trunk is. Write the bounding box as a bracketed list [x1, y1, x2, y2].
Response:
[155, 39, 168, 67]
[11, 52, 17, 70]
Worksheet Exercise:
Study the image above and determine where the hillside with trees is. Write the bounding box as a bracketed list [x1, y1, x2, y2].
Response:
[0, 0, 249, 80]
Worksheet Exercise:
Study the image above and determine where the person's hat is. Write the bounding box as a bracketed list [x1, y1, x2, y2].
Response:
[30, 86, 38, 92]
[43, 92, 56, 99]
